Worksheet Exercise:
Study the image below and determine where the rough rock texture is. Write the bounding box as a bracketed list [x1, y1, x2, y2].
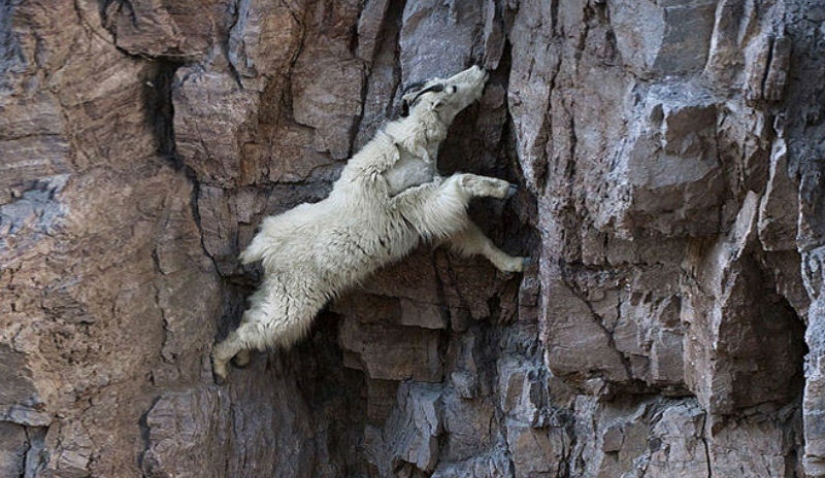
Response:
[2, 0, 824, 476]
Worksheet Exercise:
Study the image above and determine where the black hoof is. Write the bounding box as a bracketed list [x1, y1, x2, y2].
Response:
[506, 184, 518, 198]
[213, 373, 227, 386]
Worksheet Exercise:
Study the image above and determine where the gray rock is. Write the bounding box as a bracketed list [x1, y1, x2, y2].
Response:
[682, 192, 806, 414]
[0, 345, 50, 427]
[759, 138, 799, 251]
[377, 382, 443, 474]
[0, 422, 27, 478]
[609, 0, 716, 77]
[805, 289, 825, 476]
[399, 0, 483, 84]
[431, 450, 514, 477]
[593, 83, 724, 239]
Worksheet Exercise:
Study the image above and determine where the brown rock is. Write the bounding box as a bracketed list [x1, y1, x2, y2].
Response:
[542, 276, 630, 385]
[339, 317, 443, 382]
[103, 0, 233, 60]
[173, 68, 260, 187]
[646, 401, 708, 477]
[506, 418, 568, 477]
[141, 387, 230, 478]
[291, 46, 364, 160]
[2, 0, 824, 476]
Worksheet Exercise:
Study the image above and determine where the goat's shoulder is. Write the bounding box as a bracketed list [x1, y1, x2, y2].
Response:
[343, 130, 399, 177]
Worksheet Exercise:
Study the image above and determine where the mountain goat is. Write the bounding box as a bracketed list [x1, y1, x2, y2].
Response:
[212, 65, 526, 381]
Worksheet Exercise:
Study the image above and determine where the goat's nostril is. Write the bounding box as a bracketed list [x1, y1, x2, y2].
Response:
[452, 85, 458, 93]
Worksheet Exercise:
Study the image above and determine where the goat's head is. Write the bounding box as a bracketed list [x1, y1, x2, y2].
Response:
[400, 65, 489, 124]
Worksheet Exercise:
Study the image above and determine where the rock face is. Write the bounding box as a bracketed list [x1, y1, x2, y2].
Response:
[1, 0, 824, 476]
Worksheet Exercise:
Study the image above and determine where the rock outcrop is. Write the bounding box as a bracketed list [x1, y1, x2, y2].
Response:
[2, 0, 824, 476]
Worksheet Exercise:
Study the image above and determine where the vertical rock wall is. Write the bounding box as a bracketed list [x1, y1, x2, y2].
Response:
[1, 0, 823, 476]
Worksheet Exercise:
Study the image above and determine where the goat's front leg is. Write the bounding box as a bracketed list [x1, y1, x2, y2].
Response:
[446, 221, 527, 273]
[392, 173, 525, 272]
[457, 173, 517, 199]
[391, 173, 510, 238]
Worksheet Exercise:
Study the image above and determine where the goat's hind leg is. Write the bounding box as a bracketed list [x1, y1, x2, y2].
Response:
[212, 316, 272, 383]
[212, 274, 323, 383]
[212, 329, 245, 383]
[211, 278, 280, 383]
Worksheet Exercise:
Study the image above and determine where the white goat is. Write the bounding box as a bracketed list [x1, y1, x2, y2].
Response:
[212, 66, 526, 381]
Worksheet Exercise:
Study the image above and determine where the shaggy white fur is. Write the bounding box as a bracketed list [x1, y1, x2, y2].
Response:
[212, 66, 526, 381]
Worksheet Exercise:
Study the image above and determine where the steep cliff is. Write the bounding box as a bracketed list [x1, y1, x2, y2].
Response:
[2, 0, 824, 476]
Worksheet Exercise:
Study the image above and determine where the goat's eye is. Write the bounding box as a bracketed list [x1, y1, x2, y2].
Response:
[451, 85, 458, 93]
